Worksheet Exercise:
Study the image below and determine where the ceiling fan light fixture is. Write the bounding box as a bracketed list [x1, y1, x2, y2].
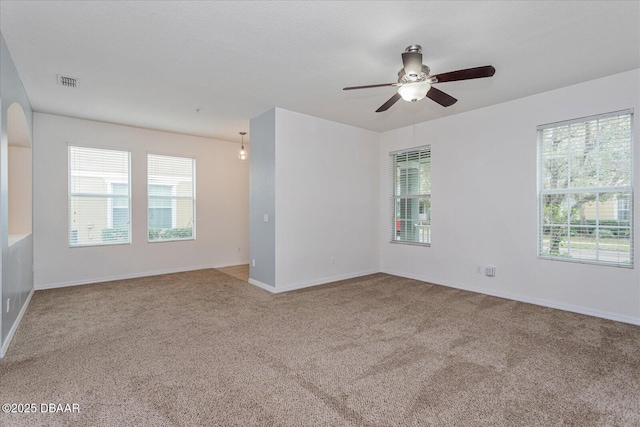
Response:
[398, 81, 431, 102]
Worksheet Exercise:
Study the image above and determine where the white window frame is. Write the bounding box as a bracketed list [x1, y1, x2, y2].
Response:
[390, 145, 431, 246]
[536, 109, 634, 267]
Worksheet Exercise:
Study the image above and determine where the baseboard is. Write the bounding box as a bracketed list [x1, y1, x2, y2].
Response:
[381, 269, 640, 326]
[1, 289, 34, 358]
[35, 262, 249, 291]
[248, 269, 381, 294]
[34, 263, 638, 325]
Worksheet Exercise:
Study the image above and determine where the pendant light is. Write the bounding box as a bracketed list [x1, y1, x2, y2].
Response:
[238, 131, 248, 160]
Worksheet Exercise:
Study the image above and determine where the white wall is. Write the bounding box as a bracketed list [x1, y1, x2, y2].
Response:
[33, 113, 249, 289]
[274, 108, 380, 290]
[379, 69, 640, 324]
[8, 146, 32, 236]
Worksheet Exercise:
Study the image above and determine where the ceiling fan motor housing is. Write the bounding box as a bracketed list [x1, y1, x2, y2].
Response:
[398, 65, 431, 83]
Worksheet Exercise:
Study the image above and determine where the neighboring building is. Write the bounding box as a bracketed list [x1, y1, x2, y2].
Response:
[583, 195, 631, 221]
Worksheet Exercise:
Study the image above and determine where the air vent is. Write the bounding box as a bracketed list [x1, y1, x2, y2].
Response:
[57, 74, 79, 88]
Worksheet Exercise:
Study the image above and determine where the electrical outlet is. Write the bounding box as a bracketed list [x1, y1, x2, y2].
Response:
[263, 214, 269, 222]
[252, 259, 256, 267]
[476, 265, 482, 273]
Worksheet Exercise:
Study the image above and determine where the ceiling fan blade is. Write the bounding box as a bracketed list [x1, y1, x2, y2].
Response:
[432, 65, 496, 83]
[426, 87, 457, 107]
[402, 51, 423, 78]
[343, 83, 397, 90]
[376, 93, 402, 112]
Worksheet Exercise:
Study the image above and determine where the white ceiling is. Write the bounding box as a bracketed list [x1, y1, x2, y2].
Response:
[1, 1, 639, 144]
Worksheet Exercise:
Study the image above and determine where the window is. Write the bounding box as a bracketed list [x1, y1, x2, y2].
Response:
[147, 154, 195, 242]
[68, 146, 131, 246]
[537, 110, 633, 266]
[390, 146, 431, 245]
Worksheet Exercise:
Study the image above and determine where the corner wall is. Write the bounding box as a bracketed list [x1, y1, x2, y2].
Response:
[249, 108, 276, 287]
[379, 69, 640, 324]
[273, 109, 380, 290]
[33, 113, 249, 289]
[1, 32, 34, 356]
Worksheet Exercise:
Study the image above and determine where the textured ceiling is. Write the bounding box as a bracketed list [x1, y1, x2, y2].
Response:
[1, 1, 639, 144]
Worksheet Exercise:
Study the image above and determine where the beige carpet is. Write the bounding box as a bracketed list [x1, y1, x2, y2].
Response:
[217, 264, 249, 282]
[1, 270, 639, 426]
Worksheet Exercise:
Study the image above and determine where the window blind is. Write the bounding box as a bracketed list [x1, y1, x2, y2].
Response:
[390, 146, 431, 245]
[147, 154, 195, 242]
[68, 146, 131, 246]
[537, 109, 633, 267]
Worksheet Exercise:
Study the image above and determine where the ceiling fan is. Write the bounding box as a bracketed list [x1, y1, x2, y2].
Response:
[343, 45, 495, 112]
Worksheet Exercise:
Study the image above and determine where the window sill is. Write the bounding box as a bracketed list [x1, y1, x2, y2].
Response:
[69, 242, 131, 248]
[147, 237, 195, 244]
[538, 255, 633, 268]
[389, 240, 430, 248]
